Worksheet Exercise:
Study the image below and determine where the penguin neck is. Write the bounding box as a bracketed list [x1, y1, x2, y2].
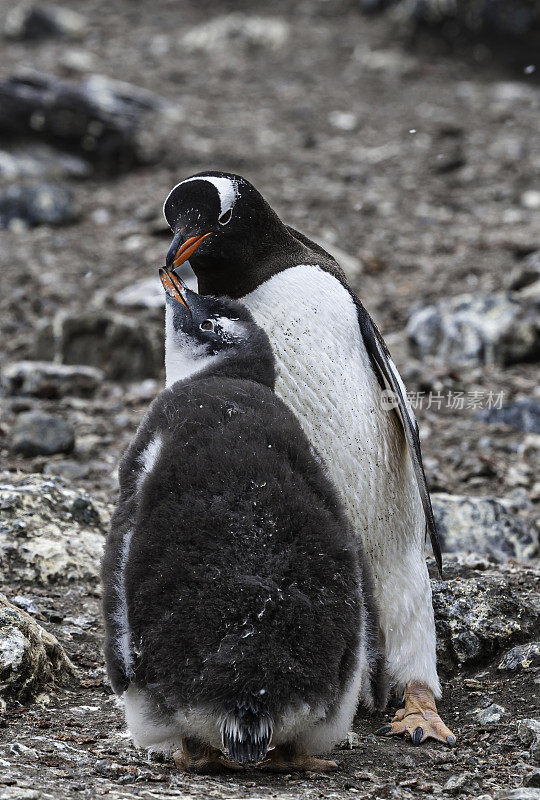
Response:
[204, 343, 276, 389]
[193, 223, 315, 299]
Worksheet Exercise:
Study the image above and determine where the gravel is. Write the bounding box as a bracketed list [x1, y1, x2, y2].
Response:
[0, 0, 539, 797]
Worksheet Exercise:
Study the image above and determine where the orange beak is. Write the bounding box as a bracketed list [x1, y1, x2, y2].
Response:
[172, 233, 211, 269]
[159, 267, 191, 311]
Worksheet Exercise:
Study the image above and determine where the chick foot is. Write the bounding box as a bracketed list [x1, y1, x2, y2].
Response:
[173, 738, 244, 773]
[259, 744, 339, 772]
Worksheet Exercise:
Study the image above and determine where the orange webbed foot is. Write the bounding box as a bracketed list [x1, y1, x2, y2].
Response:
[378, 682, 456, 747]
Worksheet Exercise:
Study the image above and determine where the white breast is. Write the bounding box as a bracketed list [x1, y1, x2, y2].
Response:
[164, 304, 213, 387]
[242, 265, 424, 567]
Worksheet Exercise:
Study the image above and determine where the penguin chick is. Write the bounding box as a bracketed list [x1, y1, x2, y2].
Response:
[101, 269, 386, 773]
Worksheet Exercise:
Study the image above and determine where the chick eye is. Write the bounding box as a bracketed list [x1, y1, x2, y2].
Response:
[218, 208, 232, 226]
[200, 319, 215, 331]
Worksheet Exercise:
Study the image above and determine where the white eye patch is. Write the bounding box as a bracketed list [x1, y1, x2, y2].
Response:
[215, 316, 244, 343]
[163, 175, 239, 221]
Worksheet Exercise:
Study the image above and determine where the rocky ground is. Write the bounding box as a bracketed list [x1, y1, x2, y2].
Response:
[0, 1, 539, 798]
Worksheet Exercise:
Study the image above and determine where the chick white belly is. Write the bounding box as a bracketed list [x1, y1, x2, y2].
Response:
[243, 265, 439, 695]
[123, 682, 360, 756]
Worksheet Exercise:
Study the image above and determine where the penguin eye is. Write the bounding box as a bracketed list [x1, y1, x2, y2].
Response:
[218, 208, 232, 226]
[200, 319, 215, 331]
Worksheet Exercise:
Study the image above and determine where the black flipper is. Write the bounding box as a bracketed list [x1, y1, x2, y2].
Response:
[355, 299, 443, 575]
[101, 507, 135, 695]
[101, 424, 160, 695]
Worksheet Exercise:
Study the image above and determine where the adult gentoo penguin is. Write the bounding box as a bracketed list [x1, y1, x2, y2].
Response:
[162, 171, 456, 747]
[101, 268, 386, 772]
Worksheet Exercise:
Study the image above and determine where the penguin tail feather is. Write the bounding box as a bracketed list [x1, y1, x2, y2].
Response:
[220, 697, 273, 764]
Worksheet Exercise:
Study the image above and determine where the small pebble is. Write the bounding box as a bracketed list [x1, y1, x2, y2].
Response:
[475, 704, 506, 725]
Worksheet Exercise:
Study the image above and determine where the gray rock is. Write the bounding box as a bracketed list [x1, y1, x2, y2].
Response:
[181, 14, 289, 56]
[358, 0, 395, 11]
[0, 788, 42, 800]
[0, 594, 75, 701]
[42, 460, 90, 481]
[432, 565, 540, 672]
[474, 703, 506, 724]
[443, 773, 480, 794]
[522, 191, 540, 210]
[9, 742, 38, 759]
[359, 0, 540, 38]
[3, 3, 87, 40]
[498, 642, 540, 671]
[517, 281, 540, 303]
[0, 475, 110, 584]
[59, 48, 95, 74]
[496, 792, 540, 800]
[0, 71, 181, 172]
[11, 596, 39, 615]
[524, 771, 540, 788]
[0, 145, 91, 182]
[407, 292, 540, 367]
[0, 183, 77, 229]
[478, 399, 540, 434]
[2, 361, 103, 399]
[353, 46, 419, 78]
[506, 253, 540, 292]
[124, 378, 160, 403]
[34, 311, 161, 381]
[432, 493, 538, 562]
[11, 411, 75, 457]
[339, 731, 363, 749]
[518, 719, 540, 765]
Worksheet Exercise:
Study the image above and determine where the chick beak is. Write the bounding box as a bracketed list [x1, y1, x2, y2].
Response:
[159, 267, 191, 313]
[166, 231, 211, 270]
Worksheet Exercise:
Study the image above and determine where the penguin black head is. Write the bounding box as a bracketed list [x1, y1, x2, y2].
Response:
[159, 267, 275, 387]
[163, 171, 286, 297]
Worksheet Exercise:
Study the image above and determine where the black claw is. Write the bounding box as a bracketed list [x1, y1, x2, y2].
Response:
[446, 735, 456, 748]
[376, 724, 392, 736]
[412, 727, 423, 746]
